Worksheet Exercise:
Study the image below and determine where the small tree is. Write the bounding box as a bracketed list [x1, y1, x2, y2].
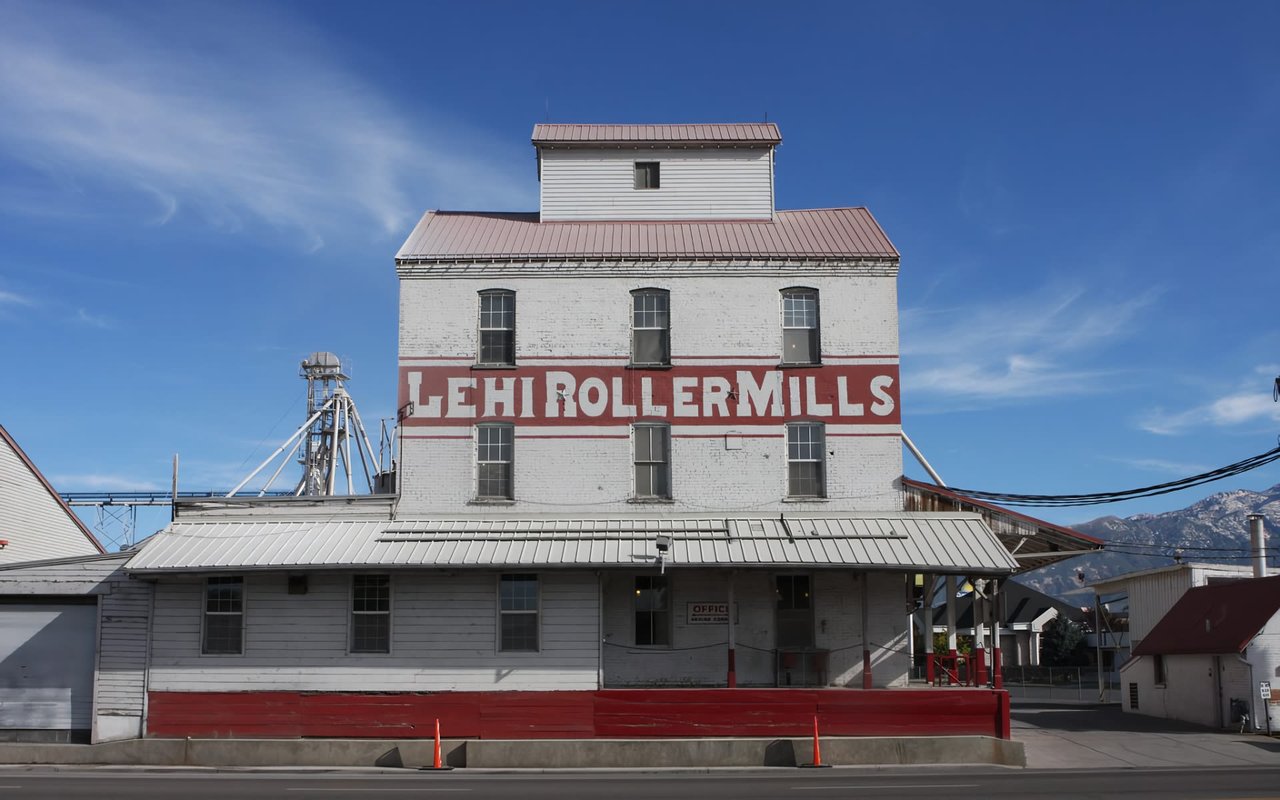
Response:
[1041, 616, 1088, 667]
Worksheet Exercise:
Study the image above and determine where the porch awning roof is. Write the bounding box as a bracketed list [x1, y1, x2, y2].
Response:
[123, 513, 1016, 575]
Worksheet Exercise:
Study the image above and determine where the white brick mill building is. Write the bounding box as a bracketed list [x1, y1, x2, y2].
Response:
[4, 124, 1105, 744]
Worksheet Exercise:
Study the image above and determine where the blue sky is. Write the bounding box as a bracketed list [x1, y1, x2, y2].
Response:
[3, 0, 1279, 545]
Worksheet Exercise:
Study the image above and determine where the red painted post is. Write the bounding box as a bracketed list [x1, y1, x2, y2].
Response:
[974, 647, 988, 687]
[926, 652, 935, 685]
[991, 646, 1003, 689]
[862, 649, 873, 689]
[948, 648, 958, 685]
[997, 689, 1011, 739]
[727, 647, 737, 688]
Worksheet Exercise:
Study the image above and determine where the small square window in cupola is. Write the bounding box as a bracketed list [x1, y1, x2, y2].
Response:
[634, 161, 660, 190]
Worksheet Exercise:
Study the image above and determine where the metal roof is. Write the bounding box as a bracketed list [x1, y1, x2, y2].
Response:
[395, 209, 898, 264]
[1132, 575, 1280, 656]
[123, 514, 1016, 574]
[902, 478, 1104, 573]
[532, 123, 781, 146]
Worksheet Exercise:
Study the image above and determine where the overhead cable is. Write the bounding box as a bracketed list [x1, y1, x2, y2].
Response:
[939, 445, 1280, 507]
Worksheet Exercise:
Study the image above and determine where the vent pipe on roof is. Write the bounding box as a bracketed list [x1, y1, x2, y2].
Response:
[1248, 513, 1267, 579]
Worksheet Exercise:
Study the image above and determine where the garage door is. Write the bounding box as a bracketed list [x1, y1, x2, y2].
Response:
[0, 601, 96, 741]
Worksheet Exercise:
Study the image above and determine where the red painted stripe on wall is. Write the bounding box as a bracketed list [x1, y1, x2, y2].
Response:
[146, 688, 1010, 741]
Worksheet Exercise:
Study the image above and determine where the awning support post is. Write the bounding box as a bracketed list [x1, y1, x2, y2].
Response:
[727, 573, 737, 688]
[861, 572, 873, 689]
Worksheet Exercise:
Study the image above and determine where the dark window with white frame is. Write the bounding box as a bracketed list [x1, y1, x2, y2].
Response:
[633, 423, 671, 499]
[781, 289, 821, 365]
[499, 573, 539, 652]
[202, 576, 244, 655]
[476, 423, 514, 500]
[478, 290, 515, 366]
[1153, 654, 1166, 685]
[786, 422, 826, 498]
[350, 574, 391, 653]
[634, 161, 660, 190]
[635, 575, 671, 646]
[631, 289, 670, 366]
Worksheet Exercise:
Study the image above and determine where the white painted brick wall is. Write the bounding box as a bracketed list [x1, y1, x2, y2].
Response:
[397, 272, 902, 515]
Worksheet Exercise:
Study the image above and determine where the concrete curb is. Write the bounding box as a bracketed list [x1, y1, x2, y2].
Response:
[0, 735, 1024, 770]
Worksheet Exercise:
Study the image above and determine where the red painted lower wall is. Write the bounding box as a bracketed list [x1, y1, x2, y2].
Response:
[147, 688, 1011, 740]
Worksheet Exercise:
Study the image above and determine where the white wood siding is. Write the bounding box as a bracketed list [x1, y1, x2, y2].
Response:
[148, 571, 600, 692]
[540, 148, 774, 221]
[0, 435, 100, 564]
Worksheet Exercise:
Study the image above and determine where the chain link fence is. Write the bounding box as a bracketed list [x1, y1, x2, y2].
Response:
[1000, 666, 1120, 703]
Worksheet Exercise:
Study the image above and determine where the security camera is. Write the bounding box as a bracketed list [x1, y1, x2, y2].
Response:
[655, 535, 671, 553]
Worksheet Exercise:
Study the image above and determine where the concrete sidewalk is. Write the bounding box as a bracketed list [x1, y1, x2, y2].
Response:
[1014, 702, 1280, 769]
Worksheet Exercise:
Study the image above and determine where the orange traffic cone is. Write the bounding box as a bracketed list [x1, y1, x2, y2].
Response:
[799, 714, 832, 768]
[419, 718, 454, 771]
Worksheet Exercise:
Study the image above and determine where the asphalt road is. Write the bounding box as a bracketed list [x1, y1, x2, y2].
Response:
[1, 767, 1279, 800]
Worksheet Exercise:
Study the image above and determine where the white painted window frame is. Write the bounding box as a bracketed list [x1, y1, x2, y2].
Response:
[477, 289, 516, 367]
[780, 287, 822, 366]
[474, 422, 515, 502]
[200, 575, 245, 656]
[785, 421, 827, 499]
[497, 573, 541, 653]
[630, 288, 671, 366]
[348, 573, 393, 655]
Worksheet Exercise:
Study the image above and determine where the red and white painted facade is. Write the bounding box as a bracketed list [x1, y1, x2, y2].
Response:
[116, 123, 1028, 744]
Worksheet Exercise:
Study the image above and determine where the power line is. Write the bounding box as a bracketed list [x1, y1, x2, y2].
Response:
[940, 445, 1280, 507]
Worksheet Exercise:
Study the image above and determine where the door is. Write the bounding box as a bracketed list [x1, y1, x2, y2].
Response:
[0, 601, 97, 741]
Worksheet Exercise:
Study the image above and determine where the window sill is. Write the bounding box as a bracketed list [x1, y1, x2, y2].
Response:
[777, 362, 824, 370]
[628, 497, 675, 505]
[782, 497, 829, 503]
[473, 364, 517, 370]
[627, 363, 672, 370]
[469, 499, 516, 506]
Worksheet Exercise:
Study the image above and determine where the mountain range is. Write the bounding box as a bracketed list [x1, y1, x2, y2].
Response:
[1015, 482, 1280, 603]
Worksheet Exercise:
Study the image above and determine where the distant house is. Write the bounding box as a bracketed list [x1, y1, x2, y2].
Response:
[0, 424, 104, 563]
[932, 580, 1085, 667]
[1121, 574, 1280, 730]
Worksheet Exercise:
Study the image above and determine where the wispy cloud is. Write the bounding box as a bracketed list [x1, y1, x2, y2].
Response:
[51, 473, 163, 492]
[1138, 367, 1280, 435]
[901, 285, 1158, 403]
[1104, 456, 1209, 475]
[0, 2, 532, 249]
[0, 288, 33, 306]
[75, 308, 114, 329]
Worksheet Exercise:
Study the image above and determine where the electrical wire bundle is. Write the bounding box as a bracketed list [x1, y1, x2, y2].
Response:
[941, 445, 1280, 507]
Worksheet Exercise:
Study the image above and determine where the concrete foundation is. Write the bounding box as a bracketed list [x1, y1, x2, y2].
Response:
[0, 735, 1024, 769]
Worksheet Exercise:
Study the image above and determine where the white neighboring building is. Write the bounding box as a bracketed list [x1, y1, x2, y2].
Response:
[1120, 574, 1280, 730]
[0, 424, 104, 564]
[0, 424, 137, 743]
[1090, 562, 1253, 656]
